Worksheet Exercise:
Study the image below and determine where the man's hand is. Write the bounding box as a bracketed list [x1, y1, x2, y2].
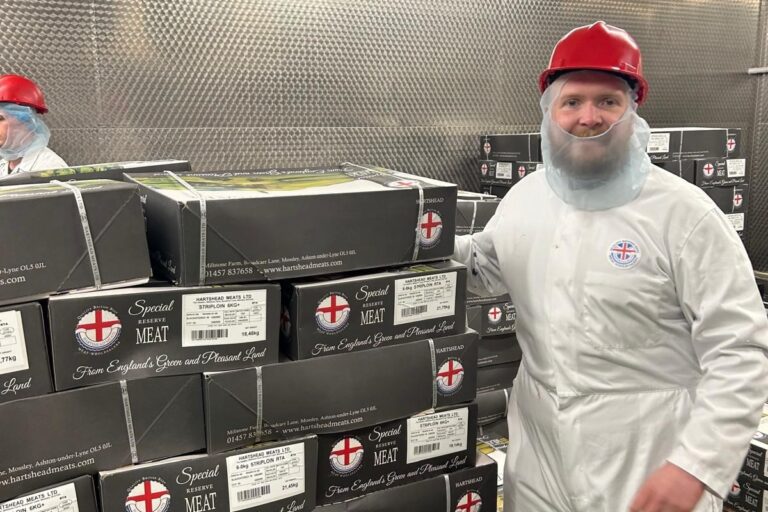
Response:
[628, 463, 705, 512]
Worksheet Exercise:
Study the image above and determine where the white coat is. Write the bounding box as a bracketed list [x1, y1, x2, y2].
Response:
[454, 166, 768, 511]
[0, 146, 67, 177]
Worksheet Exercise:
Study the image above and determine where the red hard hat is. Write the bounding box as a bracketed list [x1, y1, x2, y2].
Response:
[0, 74, 48, 113]
[539, 21, 649, 105]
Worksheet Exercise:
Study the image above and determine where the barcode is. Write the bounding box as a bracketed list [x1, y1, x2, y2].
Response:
[401, 305, 428, 317]
[414, 442, 441, 455]
[191, 329, 229, 340]
[237, 485, 271, 502]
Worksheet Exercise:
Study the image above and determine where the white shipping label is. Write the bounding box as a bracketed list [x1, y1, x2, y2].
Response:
[486, 449, 506, 486]
[406, 407, 469, 464]
[0, 310, 28, 376]
[182, 290, 267, 347]
[647, 133, 670, 153]
[393, 272, 457, 325]
[726, 213, 745, 232]
[226, 442, 305, 511]
[495, 162, 512, 179]
[1, 482, 79, 512]
[727, 159, 746, 178]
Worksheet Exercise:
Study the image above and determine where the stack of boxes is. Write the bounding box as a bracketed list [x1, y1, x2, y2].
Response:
[478, 133, 543, 198]
[650, 127, 747, 239]
[724, 413, 768, 511]
[0, 163, 498, 511]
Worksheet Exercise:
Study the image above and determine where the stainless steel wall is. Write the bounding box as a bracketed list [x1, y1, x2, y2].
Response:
[1, 0, 764, 263]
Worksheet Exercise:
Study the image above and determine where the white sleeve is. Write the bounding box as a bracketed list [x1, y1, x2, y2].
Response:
[666, 208, 768, 498]
[453, 205, 508, 297]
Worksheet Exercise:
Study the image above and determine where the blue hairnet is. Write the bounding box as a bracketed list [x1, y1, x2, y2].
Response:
[0, 102, 50, 161]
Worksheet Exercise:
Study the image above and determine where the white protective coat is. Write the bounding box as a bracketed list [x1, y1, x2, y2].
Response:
[0, 146, 67, 177]
[454, 166, 768, 511]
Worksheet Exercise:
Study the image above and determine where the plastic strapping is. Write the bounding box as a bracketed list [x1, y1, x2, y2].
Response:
[527, 134, 532, 161]
[51, 180, 102, 289]
[470, 200, 478, 235]
[428, 338, 438, 409]
[503, 388, 510, 417]
[412, 183, 425, 261]
[255, 366, 264, 441]
[677, 130, 685, 171]
[164, 171, 207, 285]
[443, 474, 452, 512]
[120, 380, 139, 464]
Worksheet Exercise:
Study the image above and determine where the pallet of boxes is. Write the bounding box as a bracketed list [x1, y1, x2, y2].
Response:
[0, 162, 497, 512]
[478, 133, 543, 198]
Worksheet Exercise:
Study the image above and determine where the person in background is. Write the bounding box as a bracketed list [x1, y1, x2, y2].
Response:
[454, 21, 768, 512]
[0, 74, 66, 177]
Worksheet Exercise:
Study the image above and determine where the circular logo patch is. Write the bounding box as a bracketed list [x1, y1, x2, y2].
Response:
[727, 138, 736, 152]
[608, 240, 641, 269]
[419, 210, 443, 248]
[487, 306, 502, 324]
[455, 491, 482, 512]
[734, 193, 743, 208]
[729, 480, 741, 497]
[436, 358, 465, 395]
[702, 162, 714, 177]
[315, 293, 351, 333]
[329, 437, 364, 475]
[483, 142, 491, 155]
[76, 307, 122, 353]
[480, 163, 488, 176]
[517, 165, 527, 178]
[125, 479, 171, 512]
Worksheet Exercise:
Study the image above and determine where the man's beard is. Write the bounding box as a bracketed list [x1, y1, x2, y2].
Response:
[547, 121, 633, 183]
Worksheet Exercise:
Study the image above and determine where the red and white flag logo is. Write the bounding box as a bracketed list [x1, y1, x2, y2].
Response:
[329, 437, 364, 474]
[487, 306, 502, 324]
[419, 211, 443, 248]
[455, 491, 482, 512]
[76, 308, 122, 352]
[436, 359, 465, 394]
[315, 294, 351, 333]
[125, 480, 171, 512]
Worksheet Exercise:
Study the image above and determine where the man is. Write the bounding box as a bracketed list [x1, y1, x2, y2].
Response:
[0, 74, 66, 177]
[454, 21, 768, 512]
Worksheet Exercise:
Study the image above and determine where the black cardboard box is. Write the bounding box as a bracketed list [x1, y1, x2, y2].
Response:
[126, 165, 457, 285]
[724, 418, 768, 512]
[655, 160, 696, 184]
[695, 158, 747, 187]
[455, 196, 501, 235]
[704, 183, 749, 234]
[646, 128, 728, 163]
[47, 284, 280, 390]
[477, 361, 519, 395]
[0, 374, 205, 501]
[0, 180, 151, 306]
[0, 302, 52, 404]
[479, 160, 540, 187]
[478, 334, 522, 368]
[481, 184, 511, 199]
[204, 335, 478, 454]
[316, 404, 477, 505]
[0, 160, 191, 186]
[477, 388, 509, 426]
[467, 300, 516, 337]
[318, 452, 497, 512]
[0, 476, 98, 512]
[98, 436, 317, 512]
[480, 133, 541, 162]
[281, 261, 466, 360]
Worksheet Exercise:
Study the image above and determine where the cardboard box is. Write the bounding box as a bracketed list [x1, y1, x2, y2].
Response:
[477, 420, 509, 488]
[696, 158, 747, 187]
[0, 374, 205, 501]
[646, 128, 728, 163]
[466, 290, 511, 307]
[204, 335, 478, 453]
[655, 160, 695, 184]
[480, 133, 541, 162]
[0, 302, 52, 404]
[0, 160, 191, 186]
[481, 184, 511, 199]
[704, 183, 749, 234]
[477, 388, 509, 426]
[316, 404, 477, 505]
[98, 436, 318, 512]
[126, 165, 457, 286]
[318, 452, 497, 512]
[0, 476, 98, 512]
[47, 284, 280, 390]
[0, 180, 151, 306]
[477, 361, 519, 395]
[728, 128, 743, 158]
[456, 196, 501, 235]
[478, 333, 522, 368]
[281, 261, 466, 360]
[467, 299, 516, 337]
[478, 160, 540, 187]
[724, 418, 768, 512]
